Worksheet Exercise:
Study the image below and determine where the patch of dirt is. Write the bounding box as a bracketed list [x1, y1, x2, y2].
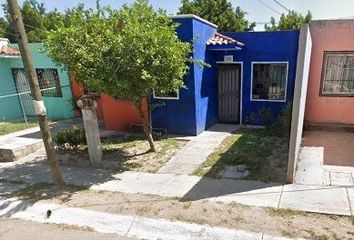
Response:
[41, 190, 354, 239]
[56, 137, 187, 173]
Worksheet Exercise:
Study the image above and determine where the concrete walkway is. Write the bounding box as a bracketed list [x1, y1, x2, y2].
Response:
[295, 147, 354, 187]
[159, 124, 239, 174]
[0, 198, 299, 240]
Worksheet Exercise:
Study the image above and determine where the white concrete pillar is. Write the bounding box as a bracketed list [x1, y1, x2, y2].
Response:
[77, 96, 102, 167]
[287, 24, 312, 183]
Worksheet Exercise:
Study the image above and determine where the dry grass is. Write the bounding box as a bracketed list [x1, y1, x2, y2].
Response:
[194, 128, 289, 182]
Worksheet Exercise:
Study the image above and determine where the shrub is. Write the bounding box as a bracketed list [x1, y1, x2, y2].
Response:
[245, 112, 257, 126]
[259, 107, 274, 129]
[55, 128, 86, 149]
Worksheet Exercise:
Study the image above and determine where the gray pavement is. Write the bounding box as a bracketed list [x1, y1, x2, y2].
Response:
[159, 124, 239, 174]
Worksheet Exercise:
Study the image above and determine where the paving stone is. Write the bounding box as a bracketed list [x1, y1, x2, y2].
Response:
[347, 187, 354, 216]
[294, 166, 327, 186]
[279, 184, 351, 216]
[158, 175, 201, 198]
[224, 166, 239, 173]
[330, 172, 354, 186]
[237, 165, 247, 172]
[90, 172, 174, 195]
[178, 177, 226, 201]
[215, 180, 282, 208]
[298, 147, 324, 167]
[159, 162, 202, 175]
[222, 171, 244, 179]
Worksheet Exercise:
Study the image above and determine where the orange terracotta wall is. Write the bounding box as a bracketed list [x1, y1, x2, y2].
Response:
[100, 94, 147, 132]
[69, 72, 103, 119]
[305, 20, 354, 125]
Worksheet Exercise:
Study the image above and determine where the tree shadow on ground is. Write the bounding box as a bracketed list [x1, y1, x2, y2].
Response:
[181, 127, 289, 202]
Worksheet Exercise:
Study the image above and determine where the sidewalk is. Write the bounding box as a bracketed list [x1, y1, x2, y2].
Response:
[90, 171, 354, 216]
[159, 124, 239, 174]
[0, 198, 299, 240]
[295, 146, 354, 187]
[1, 159, 353, 216]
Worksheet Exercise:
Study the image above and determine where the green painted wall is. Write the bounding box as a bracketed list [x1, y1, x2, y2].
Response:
[0, 43, 74, 121]
[0, 58, 23, 121]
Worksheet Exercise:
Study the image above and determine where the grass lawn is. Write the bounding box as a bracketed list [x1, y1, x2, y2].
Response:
[193, 128, 289, 183]
[0, 121, 38, 136]
[57, 135, 187, 173]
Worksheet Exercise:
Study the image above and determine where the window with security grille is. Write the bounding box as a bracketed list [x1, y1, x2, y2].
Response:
[36, 68, 62, 97]
[12, 68, 62, 97]
[321, 52, 354, 96]
[251, 63, 288, 101]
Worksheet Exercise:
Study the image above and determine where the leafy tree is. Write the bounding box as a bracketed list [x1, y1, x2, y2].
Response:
[179, 0, 255, 32]
[0, 0, 64, 42]
[265, 10, 312, 31]
[45, 0, 194, 152]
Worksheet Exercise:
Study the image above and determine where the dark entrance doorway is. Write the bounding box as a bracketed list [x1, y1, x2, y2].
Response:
[218, 64, 241, 123]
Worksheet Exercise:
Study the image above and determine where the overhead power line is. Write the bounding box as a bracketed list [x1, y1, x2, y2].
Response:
[255, 0, 282, 15]
[272, 0, 291, 12]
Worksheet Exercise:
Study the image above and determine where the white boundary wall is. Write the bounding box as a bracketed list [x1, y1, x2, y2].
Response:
[287, 24, 312, 183]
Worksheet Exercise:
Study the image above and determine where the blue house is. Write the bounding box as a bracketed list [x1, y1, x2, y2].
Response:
[151, 15, 299, 135]
[0, 39, 74, 122]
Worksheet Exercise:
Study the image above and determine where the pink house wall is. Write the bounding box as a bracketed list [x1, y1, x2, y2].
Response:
[305, 20, 354, 125]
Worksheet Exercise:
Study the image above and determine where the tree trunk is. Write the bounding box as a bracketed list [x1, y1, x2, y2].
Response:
[136, 99, 156, 152]
[8, 0, 64, 185]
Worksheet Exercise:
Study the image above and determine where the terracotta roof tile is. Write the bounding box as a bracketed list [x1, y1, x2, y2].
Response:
[206, 33, 244, 47]
[0, 45, 21, 56]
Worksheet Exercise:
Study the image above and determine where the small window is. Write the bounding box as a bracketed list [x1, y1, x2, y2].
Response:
[36, 69, 62, 97]
[251, 62, 288, 101]
[321, 52, 354, 96]
[153, 90, 179, 99]
[12, 68, 62, 98]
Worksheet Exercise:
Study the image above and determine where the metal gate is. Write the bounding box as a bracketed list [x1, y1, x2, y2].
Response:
[218, 64, 241, 123]
[12, 69, 36, 117]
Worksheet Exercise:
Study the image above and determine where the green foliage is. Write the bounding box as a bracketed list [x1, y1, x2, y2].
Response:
[259, 107, 274, 129]
[55, 128, 86, 149]
[46, 0, 192, 106]
[0, 0, 65, 42]
[179, 0, 255, 32]
[278, 103, 292, 129]
[245, 112, 256, 126]
[265, 10, 312, 31]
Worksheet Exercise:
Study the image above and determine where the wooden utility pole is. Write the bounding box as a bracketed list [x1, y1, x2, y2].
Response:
[7, 0, 64, 185]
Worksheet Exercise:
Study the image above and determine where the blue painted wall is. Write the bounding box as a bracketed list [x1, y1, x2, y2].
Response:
[214, 31, 300, 125]
[192, 20, 218, 135]
[0, 43, 74, 121]
[150, 16, 300, 135]
[151, 17, 216, 135]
